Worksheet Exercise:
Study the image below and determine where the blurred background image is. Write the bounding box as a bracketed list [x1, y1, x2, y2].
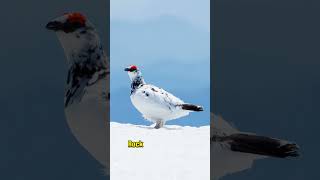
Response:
[0, 0, 108, 179]
[212, 0, 319, 179]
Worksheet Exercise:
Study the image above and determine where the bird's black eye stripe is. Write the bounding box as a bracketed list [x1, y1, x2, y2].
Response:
[62, 20, 86, 33]
[80, 30, 87, 34]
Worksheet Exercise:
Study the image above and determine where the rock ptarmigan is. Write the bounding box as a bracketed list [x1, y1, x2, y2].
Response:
[46, 12, 109, 170]
[125, 65, 203, 129]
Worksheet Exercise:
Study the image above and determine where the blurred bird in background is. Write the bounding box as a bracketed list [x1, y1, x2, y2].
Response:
[46, 12, 109, 172]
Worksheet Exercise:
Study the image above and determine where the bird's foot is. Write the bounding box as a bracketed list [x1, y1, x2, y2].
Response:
[154, 120, 165, 129]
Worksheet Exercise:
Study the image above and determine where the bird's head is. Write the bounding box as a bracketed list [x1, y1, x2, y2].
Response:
[124, 65, 140, 81]
[46, 12, 92, 33]
[46, 12, 101, 64]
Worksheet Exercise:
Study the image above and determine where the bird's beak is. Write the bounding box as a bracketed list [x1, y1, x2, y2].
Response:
[124, 68, 130, 71]
[46, 21, 63, 31]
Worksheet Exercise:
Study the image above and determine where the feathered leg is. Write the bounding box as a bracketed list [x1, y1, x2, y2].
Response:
[154, 120, 165, 129]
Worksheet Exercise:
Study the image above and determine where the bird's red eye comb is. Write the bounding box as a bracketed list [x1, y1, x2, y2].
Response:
[67, 12, 86, 25]
[130, 65, 137, 70]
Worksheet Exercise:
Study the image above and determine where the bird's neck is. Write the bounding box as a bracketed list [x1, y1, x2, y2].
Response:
[131, 74, 145, 93]
[61, 33, 109, 107]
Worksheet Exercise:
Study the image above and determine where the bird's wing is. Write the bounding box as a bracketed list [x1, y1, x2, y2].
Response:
[136, 84, 184, 109]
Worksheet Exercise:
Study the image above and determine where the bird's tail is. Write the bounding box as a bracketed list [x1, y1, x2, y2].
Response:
[179, 104, 203, 112]
[221, 133, 300, 158]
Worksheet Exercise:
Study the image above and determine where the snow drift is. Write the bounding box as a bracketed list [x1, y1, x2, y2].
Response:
[110, 122, 210, 180]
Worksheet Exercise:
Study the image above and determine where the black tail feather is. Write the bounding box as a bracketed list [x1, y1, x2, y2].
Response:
[225, 133, 299, 158]
[180, 104, 203, 112]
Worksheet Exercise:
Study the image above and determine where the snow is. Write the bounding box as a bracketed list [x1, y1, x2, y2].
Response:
[110, 122, 210, 180]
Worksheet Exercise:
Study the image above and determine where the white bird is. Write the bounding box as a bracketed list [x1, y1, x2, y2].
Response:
[211, 113, 299, 179]
[46, 12, 109, 170]
[125, 65, 203, 129]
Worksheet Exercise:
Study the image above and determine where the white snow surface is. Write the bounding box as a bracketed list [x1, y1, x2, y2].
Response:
[110, 122, 210, 180]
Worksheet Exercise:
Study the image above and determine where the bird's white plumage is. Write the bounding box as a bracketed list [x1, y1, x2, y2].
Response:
[130, 84, 189, 122]
[125, 66, 202, 128]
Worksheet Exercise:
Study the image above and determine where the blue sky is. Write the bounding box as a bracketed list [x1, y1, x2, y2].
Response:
[111, 0, 210, 126]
